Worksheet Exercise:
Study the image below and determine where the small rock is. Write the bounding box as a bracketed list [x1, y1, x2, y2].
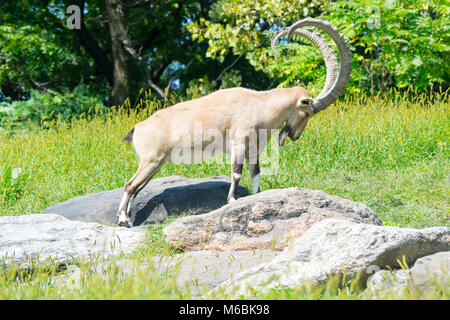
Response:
[366, 269, 409, 294]
[409, 251, 449, 288]
[366, 251, 450, 297]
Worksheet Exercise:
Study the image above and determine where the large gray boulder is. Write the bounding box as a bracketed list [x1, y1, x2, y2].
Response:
[43, 176, 247, 226]
[215, 218, 450, 298]
[163, 188, 382, 251]
[0, 214, 146, 269]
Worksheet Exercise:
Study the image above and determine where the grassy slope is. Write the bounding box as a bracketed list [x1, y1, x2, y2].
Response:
[0, 91, 449, 299]
[0, 92, 448, 227]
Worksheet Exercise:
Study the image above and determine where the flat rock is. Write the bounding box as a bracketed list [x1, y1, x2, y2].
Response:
[57, 250, 279, 297]
[43, 176, 247, 226]
[154, 249, 279, 295]
[163, 188, 382, 251]
[0, 214, 146, 269]
[215, 218, 450, 297]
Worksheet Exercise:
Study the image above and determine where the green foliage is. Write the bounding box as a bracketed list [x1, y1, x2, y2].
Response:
[0, 1, 99, 101]
[0, 84, 105, 132]
[322, 0, 450, 93]
[0, 0, 448, 109]
[187, 0, 449, 94]
[0, 23, 81, 95]
[187, 0, 326, 93]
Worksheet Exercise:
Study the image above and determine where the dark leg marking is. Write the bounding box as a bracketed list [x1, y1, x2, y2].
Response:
[248, 156, 261, 194]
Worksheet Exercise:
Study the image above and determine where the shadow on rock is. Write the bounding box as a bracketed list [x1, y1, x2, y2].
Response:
[43, 176, 247, 226]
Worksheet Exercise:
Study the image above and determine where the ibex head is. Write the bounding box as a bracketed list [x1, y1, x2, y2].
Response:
[272, 18, 352, 146]
[279, 92, 313, 146]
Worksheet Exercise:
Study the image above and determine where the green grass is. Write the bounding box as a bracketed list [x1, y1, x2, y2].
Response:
[0, 90, 449, 299]
[0, 91, 448, 227]
[1, 247, 448, 300]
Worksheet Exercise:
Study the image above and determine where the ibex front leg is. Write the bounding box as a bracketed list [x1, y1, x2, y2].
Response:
[227, 143, 245, 203]
[246, 132, 261, 195]
[248, 156, 260, 194]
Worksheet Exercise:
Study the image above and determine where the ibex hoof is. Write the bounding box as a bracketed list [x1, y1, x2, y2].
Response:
[118, 221, 132, 228]
[118, 215, 133, 228]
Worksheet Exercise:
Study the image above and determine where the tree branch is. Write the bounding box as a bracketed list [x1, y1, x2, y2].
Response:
[215, 55, 242, 82]
[141, 2, 185, 51]
[166, 59, 194, 91]
[147, 78, 166, 98]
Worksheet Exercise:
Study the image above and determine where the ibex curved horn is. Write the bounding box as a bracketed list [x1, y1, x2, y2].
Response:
[271, 27, 338, 101]
[272, 18, 352, 114]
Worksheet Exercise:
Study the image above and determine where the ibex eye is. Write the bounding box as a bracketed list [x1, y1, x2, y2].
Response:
[300, 99, 312, 106]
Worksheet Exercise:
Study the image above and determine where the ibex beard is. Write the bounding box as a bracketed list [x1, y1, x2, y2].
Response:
[117, 18, 352, 227]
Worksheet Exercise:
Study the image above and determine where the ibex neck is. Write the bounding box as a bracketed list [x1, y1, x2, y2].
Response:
[262, 88, 298, 129]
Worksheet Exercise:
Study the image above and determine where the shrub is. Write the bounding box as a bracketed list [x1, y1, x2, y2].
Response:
[0, 84, 105, 133]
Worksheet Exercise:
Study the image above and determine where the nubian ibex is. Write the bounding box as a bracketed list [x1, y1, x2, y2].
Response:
[118, 18, 352, 227]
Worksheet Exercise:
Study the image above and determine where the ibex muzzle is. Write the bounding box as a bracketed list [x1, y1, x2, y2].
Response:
[117, 18, 352, 227]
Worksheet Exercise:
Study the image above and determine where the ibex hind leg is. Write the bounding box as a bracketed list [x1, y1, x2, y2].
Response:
[118, 158, 165, 227]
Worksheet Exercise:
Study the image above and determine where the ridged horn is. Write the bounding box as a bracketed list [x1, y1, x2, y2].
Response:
[271, 27, 338, 100]
[286, 18, 352, 113]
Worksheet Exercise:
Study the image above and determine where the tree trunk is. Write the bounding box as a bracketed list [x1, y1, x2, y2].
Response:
[105, 0, 134, 106]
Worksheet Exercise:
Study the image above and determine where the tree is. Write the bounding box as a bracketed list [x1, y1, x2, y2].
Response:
[0, 0, 276, 106]
[0, 0, 261, 105]
[0, 0, 447, 109]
